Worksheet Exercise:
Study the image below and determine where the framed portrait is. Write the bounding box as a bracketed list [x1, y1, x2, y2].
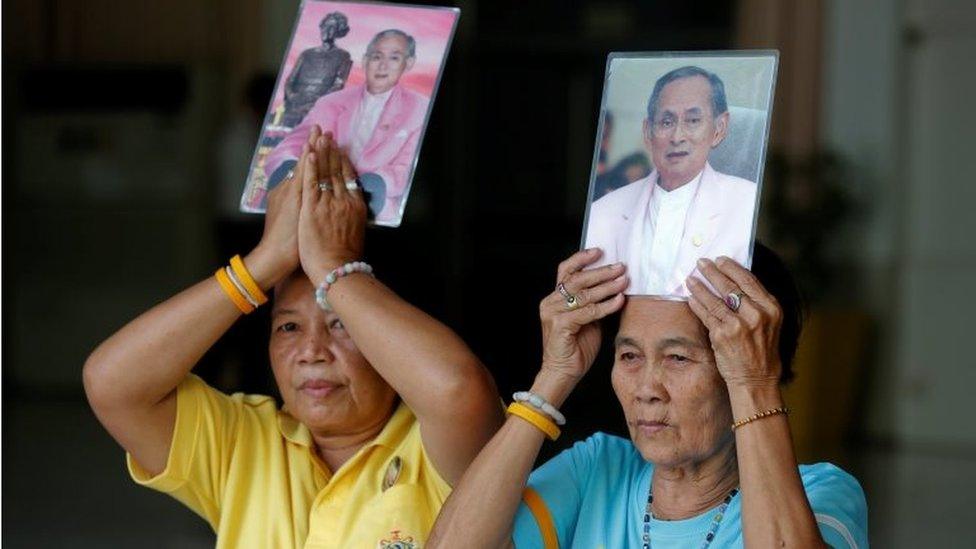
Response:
[581, 51, 778, 298]
[239, 0, 460, 227]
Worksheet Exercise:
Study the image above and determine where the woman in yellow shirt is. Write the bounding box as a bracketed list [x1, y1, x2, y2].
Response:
[83, 127, 503, 548]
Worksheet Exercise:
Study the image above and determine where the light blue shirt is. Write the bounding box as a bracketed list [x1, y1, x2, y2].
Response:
[512, 433, 868, 548]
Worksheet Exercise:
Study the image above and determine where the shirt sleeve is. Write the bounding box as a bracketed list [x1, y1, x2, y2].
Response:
[126, 374, 242, 529]
[511, 436, 602, 548]
[802, 463, 869, 549]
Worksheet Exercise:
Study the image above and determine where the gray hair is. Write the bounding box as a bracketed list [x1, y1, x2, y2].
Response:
[646, 66, 728, 122]
[365, 29, 416, 59]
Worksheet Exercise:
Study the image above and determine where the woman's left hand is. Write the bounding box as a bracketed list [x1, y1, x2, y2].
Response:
[298, 131, 367, 281]
[686, 257, 784, 389]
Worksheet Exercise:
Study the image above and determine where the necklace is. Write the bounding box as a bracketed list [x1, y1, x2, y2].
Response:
[641, 487, 738, 549]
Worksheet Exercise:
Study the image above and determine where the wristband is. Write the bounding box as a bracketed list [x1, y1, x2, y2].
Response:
[513, 391, 566, 426]
[507, 402, 561, 440]
[215, 267, 255, 314]
[229, 255, 268, 305]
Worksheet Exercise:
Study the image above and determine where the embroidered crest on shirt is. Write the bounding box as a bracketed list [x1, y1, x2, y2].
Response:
[378, 529, 417, 549]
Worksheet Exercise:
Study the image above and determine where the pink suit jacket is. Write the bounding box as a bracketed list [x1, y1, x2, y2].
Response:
[584, 162, 758, 297]
[265, 83, 430, 223]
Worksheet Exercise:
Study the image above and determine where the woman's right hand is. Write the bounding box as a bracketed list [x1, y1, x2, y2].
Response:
[248, 127, 323, 288]
[538, 249, 628, 385]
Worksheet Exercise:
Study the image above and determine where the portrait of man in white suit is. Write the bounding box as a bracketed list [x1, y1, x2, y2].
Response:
[584, 64, 762, 297]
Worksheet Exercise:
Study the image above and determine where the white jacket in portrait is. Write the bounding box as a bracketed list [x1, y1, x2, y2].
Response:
[584, 162, 758, 297]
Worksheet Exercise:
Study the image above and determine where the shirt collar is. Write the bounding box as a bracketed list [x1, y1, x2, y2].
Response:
[362, 86, 395, 106]
[654, 168, 703, 204]
[276, 400, 414, 451]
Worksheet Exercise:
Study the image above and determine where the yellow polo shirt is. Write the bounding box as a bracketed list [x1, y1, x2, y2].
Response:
[127, 374, 451, 548]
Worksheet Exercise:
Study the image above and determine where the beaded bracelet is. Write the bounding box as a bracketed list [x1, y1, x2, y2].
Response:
[315, 261, 375, 311]
[731, 406, 790, 431]
[507, 402, 561, 441]
[513, 391, 566, 426]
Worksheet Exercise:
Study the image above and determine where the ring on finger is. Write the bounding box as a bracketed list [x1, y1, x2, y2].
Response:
[345, 178, 360, 191]
[725, 290, 744, 312]
[557, 282, 582, 310]
[318, 181, 332, 192]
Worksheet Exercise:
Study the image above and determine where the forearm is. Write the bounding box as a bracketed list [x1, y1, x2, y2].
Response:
[730, 384, 826, 548]
[311, 269, 495, 415]
[429, 419, 545, 548]
[83, 248, 286, 410]
[429, 369, 577, 547]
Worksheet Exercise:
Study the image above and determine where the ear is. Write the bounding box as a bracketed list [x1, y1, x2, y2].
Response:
[404, 56, 416, 72]
[711, 111, 730, 148]
[642, 118, 653, 149]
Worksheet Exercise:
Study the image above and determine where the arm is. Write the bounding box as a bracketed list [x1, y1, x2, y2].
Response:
[83, 142, 310, 475]
[330, 54, 352, 92]
[428, 250, 627, 547]
[295, 137, 505, 484]
[688, 258, 827, 548]
[284, 52, 305, 104]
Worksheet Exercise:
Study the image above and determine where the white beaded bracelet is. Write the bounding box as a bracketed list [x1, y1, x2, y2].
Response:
[314, 261, 375, 311]
[513, 391, 566, 426]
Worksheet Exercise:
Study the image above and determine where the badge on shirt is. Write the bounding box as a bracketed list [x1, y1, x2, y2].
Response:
[378, 529, 417, 549]
[382, 456, 402, 492]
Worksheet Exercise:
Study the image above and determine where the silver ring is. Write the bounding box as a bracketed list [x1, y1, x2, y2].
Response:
[318, 181, 332, 192]
[284, 170, 295, 182]
[557, 282, 581, 310]
[345, 178, 360, 191]
[725, 291, 743, 312]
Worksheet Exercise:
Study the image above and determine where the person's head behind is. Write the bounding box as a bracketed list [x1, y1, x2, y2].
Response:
[610, 244, 801, 468]
[643, 66, 730, 190]
[319, 12, 350, 43]
[363, 29, 416, 95]
[268, 272, 396, 435]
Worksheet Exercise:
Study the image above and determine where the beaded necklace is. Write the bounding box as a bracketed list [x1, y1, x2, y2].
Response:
[641, 487, 738, 549]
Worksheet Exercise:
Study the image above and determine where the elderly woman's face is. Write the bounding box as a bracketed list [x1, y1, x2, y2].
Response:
[611, 299, 734, 468]
[269, 273, 397, 435]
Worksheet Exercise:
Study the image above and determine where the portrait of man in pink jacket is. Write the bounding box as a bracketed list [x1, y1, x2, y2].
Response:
[264, 29, 430, 225]
[584, 65, 761, 297]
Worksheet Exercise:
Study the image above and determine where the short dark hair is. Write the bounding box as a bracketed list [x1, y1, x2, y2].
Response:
[646, 66, 728, 122]
[750, 242, 803, 384]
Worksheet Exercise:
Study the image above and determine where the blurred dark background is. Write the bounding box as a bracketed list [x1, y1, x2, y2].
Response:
[3, 0, 974, 546]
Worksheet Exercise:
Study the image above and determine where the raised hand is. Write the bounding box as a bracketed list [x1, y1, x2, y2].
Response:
[538, 249, 628, 384]
[297, 130, 367, 282]
[250, 132, 315, 285]
[686, 257, 784, 389]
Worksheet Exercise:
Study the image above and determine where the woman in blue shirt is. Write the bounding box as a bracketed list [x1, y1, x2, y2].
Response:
[429, 245, 867, 548]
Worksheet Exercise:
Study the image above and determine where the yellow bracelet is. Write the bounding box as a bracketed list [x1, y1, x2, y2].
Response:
[229, 255, 268, 305]
[215, 267, 255, 314]
[731, 406, 790, 431]
[508, 402, 561, 440]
